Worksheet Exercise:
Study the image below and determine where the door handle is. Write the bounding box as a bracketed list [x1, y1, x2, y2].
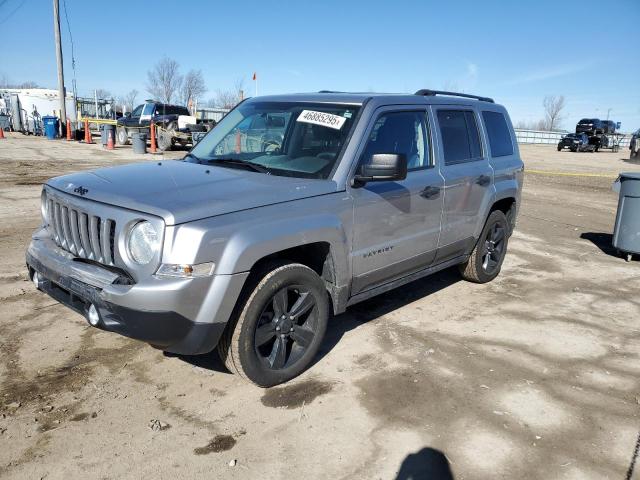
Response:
[420, 185, 441, 199]
[476, 174, 491, 186]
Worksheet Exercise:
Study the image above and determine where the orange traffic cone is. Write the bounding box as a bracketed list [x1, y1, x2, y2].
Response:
[150, 122, 157, 154]
[84, 119, 93, 144]
[0, 128, 5, 140]
[107, 129, 114, 150]
[66, 119, 72, 141]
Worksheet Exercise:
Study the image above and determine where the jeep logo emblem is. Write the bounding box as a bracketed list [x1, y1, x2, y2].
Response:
[73, 186, 89, 196]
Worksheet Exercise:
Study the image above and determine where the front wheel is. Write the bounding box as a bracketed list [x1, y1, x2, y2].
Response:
[218, 262, 329, 387]
[459, 210, 509, 283]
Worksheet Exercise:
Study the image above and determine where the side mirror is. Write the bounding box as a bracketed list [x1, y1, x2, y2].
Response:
[353, 153, 407, 186]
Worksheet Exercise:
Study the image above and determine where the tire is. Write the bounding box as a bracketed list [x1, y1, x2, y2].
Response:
[459, 210, 509, 284]
[157, 122, 175, 151]
[116, 127, 129, 145]
[557, 145, 562, 151]
[218, 262, 329, 387]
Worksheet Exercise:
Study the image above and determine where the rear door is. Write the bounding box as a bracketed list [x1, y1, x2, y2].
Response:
[433, 107, 494, 263]
[350, 107, 444, 294]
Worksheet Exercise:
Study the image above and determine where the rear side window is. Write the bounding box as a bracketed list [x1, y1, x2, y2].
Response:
[436, 110, 482, 165]
[482, 111, 513, 157]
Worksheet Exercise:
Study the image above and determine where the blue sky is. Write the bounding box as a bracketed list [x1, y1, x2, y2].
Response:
[1, 0, 639, 131]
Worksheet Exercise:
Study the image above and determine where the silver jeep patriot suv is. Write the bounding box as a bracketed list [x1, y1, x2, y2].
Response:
[26, 90, 523, 387]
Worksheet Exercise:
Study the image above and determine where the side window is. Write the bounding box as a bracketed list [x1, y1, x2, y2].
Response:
[142, 103, 155, 116]
[131, 105, 143, 117]
[482, 111, 514, 157]
[437, 110, 483, 165]
[361, 111, 430, 171]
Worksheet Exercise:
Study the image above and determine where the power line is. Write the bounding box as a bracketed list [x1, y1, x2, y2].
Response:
[61, 0, 77, 99]
[0, 0, 26, 25]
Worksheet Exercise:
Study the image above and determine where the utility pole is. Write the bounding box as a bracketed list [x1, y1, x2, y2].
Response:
[52, 0, 66, 128]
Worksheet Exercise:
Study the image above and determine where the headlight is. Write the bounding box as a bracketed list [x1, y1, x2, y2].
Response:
[156, 262, 215, 278]
[127, 221, 159, 264]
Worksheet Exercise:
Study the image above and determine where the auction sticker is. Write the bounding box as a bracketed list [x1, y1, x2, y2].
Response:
[297, 110, 346, 130]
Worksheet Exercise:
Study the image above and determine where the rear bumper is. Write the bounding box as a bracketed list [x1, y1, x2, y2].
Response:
[26, 229, 249, 355]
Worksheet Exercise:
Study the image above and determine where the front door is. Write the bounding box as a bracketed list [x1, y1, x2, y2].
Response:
[350, 108, 444, 295]
[433, 107, 494, 263]
[139, 103, 155, 127]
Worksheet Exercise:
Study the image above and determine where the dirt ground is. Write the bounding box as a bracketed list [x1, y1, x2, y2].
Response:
[0, 134, 639, 480]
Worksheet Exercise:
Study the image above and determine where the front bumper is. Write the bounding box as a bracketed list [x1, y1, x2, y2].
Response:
[26, 229, 249, 355]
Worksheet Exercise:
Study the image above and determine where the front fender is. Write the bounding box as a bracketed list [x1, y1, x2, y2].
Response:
[162, 209, 351, 287]
[217, 214, 349, 279]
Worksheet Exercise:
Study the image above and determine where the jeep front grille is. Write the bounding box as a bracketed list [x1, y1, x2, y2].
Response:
[48, 198, 117, 266]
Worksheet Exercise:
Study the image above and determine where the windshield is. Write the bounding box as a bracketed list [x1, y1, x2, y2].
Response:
[189, 101, 360, 179]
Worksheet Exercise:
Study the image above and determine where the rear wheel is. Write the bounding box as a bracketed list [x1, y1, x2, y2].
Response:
[459, 210, 509, 283]
[157, 122, 175, 151]
[116, 127, 129, 145]
[218, 262, 329, 387]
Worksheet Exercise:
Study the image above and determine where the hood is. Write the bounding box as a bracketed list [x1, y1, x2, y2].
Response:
[47, 160, 338, 225]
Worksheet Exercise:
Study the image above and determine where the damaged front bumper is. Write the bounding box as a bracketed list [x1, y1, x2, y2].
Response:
[25, 228, 248, 355]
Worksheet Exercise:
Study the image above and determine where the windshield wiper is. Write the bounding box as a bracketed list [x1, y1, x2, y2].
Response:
[183, 152, 201, 163]
[207, 158, 270, 174]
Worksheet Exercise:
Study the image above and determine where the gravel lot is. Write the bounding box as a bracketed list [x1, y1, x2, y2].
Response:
[0, 135, 638, 479]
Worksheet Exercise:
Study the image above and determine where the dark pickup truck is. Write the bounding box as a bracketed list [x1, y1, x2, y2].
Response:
[116, 102, 197, 150]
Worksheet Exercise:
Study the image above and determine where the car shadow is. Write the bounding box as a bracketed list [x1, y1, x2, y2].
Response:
[394, 447, 455, 480]
[313, 267, 461, 367]
[172, 266, 462, 375]
[580, 232, 618, 257]
[621, 156, 640, 165]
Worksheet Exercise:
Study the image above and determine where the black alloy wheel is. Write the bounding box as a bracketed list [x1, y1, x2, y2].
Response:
[481, 222, 506, 275]
[254, 286, 318, 370]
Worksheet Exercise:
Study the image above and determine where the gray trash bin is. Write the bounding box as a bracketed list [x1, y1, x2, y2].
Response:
[132, 132, 147, 154]
[612, 172, 640, 261]
[100, 125, 108, 145]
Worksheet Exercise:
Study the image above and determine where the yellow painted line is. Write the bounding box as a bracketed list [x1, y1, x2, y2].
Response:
[526, 169, 618, 179]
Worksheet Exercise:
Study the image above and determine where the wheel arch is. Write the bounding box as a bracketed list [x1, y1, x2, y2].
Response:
[214, 217, 351, 315]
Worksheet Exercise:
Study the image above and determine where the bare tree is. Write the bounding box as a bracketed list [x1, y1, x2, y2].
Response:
[17, 81, 40, 89]
[209, 78, 245, 109]
[0, 74, 40, 89]
[180, 70, 207, 109]
[124, 89, 139, 111]
[543, 95, 566, 131]
[146, 57, 183, 104]
[95, 88, 112, 99]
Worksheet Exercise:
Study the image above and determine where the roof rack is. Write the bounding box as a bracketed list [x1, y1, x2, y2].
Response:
[414, 89, 494, 103]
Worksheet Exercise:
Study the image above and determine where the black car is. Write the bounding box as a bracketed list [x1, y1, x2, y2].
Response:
[630, 129, 640, 159]
[576, 118, 604, 135]
[558, 132, 590, 151]
[116, 102, 192, 146]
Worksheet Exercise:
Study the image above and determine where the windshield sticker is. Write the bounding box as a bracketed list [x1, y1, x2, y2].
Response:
[297, 110, 346, 130]
[343, 111, 353, 119]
